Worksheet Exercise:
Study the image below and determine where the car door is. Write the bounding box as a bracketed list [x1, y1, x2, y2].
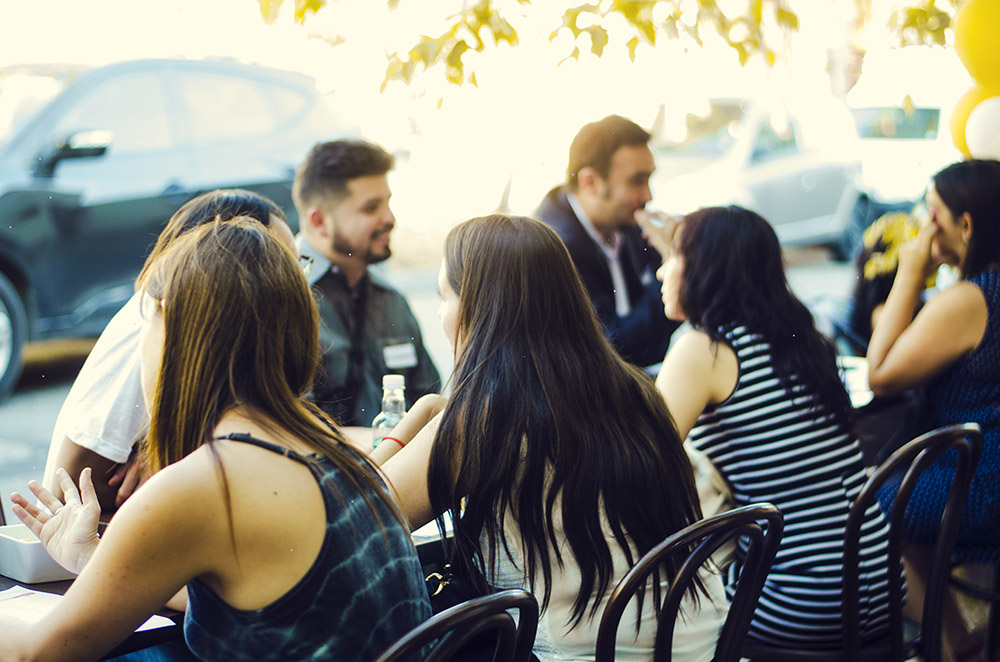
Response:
[742, 111, 854, 244]
[26, 68, 194, 336]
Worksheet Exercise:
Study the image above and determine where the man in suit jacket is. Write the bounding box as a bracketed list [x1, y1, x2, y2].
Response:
[535, 115, 678, 368]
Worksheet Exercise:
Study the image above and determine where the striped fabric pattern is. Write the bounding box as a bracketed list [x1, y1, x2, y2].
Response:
[688, 324, 893, 647]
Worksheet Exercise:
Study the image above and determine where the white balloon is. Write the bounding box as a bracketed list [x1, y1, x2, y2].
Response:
[966, 97, 1000, 159]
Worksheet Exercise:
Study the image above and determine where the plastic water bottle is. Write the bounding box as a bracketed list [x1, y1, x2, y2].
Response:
[372, 374, 406, 450]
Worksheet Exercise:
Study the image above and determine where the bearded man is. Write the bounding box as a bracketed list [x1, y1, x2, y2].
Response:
[535, 115, 678, 368]
[294, 139, 439, 426]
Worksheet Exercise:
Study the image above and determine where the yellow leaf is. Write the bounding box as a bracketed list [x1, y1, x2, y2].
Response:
[294, 0, 327, 23]
[627, 36, 639, 60]
[258, 0, 283, 23]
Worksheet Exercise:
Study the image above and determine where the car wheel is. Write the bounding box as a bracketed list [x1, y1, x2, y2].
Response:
[0, 272, 27, 400]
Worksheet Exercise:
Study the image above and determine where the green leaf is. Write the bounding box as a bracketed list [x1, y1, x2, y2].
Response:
[411, 35, 447, 66]
[733, 41, 748, 65]
[258, 0, 283, 23]
[662, 13, 679, 40]
[586, 25, 609, 56]
[293, 0, 326, 23]
[776, 7, 798, 30]
[559, 45, 582, 66]
[626, 35, 639, 60]
[446, 40, 470, 69]
[489, 14, 519, 46]
[559, 4, 599, 38]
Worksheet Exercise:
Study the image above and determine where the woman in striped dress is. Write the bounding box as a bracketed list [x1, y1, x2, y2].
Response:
[649, 205, 893, 648]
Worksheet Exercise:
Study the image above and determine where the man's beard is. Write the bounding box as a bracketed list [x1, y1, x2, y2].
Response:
[332, 235, 391, 265]
[600, 187, 643, 229]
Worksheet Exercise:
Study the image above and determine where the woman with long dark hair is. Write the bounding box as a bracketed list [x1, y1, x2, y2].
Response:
[651, 205, 892, 648]
[867, 159, 1000, 662]
[373, 214, 728, 661]
[3, 221, 430, 661]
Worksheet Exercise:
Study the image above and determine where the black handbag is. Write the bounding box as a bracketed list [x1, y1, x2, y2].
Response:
[425, 563, 481, 613]
[423, 563, 503, 662]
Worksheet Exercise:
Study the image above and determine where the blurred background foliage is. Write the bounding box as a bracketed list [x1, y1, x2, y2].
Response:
[258, 0, 964, 88]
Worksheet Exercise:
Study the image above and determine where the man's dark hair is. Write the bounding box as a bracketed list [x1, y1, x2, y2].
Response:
[566, 115, 651, 191]
[293, 139, 394, 210]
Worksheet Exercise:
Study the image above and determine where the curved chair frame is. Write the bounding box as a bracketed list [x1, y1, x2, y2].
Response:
[374, 588, 539, 662]
[744, 422, 983, 662]
[595, 503, 784, 662]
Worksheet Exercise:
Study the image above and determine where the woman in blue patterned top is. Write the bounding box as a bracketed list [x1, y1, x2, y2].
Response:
[868, 158, 1000, 662]
[651, 205, 893, 649]
[2, 220, 430, 661]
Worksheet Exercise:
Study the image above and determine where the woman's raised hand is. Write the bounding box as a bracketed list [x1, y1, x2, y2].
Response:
[897, 222, 939, 282]
[9, 467, 102, 575]
[635, 210, 680, 259]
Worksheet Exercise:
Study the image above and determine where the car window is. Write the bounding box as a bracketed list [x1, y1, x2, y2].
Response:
[851, 106, 940, 140]
[49, 74, 173, 153]
[0, 74, 66, 144]
[750, 116, 797, 164]
[176, 73, 276, 143]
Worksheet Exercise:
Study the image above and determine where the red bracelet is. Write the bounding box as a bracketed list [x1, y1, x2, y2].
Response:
[382, 436, 406, 448]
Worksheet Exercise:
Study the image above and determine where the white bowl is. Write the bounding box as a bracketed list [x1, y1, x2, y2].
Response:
[0, 524, 77, 584]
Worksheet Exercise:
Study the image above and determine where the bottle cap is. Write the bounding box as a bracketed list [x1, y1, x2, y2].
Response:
[383, 374, 405, 390]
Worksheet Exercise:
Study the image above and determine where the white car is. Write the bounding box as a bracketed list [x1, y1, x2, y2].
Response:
[846, 46, 972, 203]
[650, 96, 864, 258]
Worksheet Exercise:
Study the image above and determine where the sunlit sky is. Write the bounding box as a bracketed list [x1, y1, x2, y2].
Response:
[0, 0, 957, 252]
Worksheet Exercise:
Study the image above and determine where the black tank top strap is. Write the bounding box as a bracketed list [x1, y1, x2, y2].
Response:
[214, 432, 312, 465]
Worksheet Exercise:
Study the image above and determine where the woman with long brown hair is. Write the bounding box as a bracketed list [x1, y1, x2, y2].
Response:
[3, 220, 430, 661]
[373, 214, 727, 661]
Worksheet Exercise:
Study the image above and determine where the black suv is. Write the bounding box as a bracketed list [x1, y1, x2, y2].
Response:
[0, 58, 351, 397]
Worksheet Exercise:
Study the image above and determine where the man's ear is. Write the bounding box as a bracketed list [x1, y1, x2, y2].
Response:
[307, 206, 328, 237]
[577, 166, 600, 197]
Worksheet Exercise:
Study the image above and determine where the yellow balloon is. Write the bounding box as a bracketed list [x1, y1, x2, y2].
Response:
[954, 0, 1000, 88]
[951, 85, 1000, 157]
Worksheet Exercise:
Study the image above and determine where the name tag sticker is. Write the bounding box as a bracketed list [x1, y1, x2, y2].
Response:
[383, 342, 418, 369]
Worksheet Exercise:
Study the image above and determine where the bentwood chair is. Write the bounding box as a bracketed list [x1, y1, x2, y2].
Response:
[374, 589, 538, 662]
[743, 423, 984, 662]
[595, 503, 784, 662]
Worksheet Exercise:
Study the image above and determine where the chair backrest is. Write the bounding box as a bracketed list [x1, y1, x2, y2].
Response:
[374, 588, 539, 662]
[841, 422, 983, 662]
[595, 503, 784, 662]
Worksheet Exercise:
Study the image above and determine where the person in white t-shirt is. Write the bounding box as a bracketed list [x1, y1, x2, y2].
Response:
[42, 189, 297, 511]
